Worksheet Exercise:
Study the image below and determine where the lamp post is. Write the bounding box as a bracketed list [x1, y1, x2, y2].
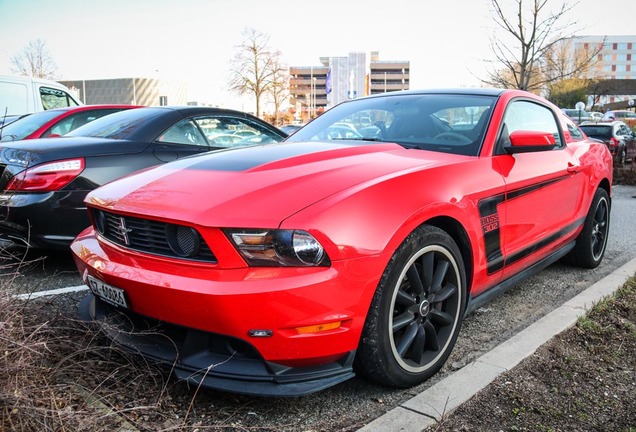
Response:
[312, 77, 317, 118]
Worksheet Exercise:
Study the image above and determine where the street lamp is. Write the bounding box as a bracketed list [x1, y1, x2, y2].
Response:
[312, 77, 317, 118]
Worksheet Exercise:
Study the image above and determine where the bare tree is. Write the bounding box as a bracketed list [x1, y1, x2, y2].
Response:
[266, 52, 290, 125]
[484, 0, 600, 92]
[10, 39, 58, 79]
[228, 28, 287, 117]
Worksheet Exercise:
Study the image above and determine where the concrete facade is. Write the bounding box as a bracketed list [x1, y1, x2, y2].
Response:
[59, 78, 188, 106]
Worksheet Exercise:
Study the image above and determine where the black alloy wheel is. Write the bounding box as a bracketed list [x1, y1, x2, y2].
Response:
[565, 188, 610, 269]
[356, 225, 466, 388]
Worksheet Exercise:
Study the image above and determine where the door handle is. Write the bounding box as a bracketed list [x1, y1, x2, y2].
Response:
[567, 163, 580, 174]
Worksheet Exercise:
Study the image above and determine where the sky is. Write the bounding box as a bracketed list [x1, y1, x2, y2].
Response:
[0, 0, 633, 111]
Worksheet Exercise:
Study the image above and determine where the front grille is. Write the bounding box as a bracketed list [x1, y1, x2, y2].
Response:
[92, 209, 216, 263]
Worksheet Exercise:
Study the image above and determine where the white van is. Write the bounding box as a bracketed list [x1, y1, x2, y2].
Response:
[0, 75, 82, 120]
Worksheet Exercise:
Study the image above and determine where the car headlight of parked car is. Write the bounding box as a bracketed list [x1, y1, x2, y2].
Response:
[224, 228, 330, 266]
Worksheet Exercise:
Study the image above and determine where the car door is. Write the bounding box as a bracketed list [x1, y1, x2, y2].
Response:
[492, 99, 586, 278]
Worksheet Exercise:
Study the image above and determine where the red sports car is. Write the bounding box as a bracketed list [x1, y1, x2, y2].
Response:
[71, 89, 613, 396]
[0, 104, 140, 141]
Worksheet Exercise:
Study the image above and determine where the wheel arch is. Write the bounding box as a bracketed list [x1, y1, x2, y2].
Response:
[424, 216, 474, 295]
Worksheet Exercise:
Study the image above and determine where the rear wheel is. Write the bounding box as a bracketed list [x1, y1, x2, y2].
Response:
[615, 148, 626, 168]
[566, 188, 610, 269]
[356, 225, 466, 388]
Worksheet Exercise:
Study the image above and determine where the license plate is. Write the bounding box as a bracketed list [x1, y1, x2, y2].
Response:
[88, 276, 128, 308]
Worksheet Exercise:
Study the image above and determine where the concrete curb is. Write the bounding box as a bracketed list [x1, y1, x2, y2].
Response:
[357, 257, 636, 432]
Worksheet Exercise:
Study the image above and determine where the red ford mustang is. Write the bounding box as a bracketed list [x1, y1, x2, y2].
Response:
[71, 89, 613, 396]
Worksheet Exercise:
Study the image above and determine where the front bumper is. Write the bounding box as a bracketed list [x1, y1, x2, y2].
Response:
[80, 294, 356, 396]
[72, 228, 390, 396]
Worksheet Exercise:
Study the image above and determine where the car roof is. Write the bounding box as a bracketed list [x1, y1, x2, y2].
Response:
[40, 104, 142, 113]
[579, 120, 627, 127]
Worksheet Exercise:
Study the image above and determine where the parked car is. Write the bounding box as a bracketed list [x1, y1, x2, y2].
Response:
[72, 89, 612, 397]
[561, 108, 591, 124]
[0, 74, 81, 117]
[0, 106, 286, 249]
[602, 109, 636, 128]
[607, 109, 636, 120]
[0, 104, 140, 142]
[579, 120, 636, 166]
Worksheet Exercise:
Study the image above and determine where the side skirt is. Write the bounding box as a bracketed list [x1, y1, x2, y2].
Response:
[464, 240, 576, 317]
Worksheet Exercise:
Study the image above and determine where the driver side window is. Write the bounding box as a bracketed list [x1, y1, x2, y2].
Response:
[497, 100, 562, 152]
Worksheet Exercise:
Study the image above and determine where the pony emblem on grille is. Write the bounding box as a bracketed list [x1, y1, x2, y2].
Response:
[117, 217, 133, 245]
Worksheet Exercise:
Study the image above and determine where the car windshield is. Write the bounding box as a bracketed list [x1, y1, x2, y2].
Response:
[0, 109, 63, 141]
[66, 107, 164, 139]
[286, 93, 496, 156]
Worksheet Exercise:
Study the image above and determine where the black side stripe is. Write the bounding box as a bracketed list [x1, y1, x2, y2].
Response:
[478, 175, 577, 275]
[503, 218, 584, 269]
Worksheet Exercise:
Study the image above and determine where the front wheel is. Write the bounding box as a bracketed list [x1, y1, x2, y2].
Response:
[356, 225, 466, 388]
[565, 188, 610, 269]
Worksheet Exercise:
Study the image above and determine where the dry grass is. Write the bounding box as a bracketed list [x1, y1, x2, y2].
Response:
[0, 247, 175, 432]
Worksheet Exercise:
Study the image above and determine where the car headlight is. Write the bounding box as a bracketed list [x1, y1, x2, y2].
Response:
[224, 229, 330, 267]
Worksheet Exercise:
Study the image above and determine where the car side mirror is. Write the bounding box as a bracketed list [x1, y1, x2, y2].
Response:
[504, 130, 557, 154]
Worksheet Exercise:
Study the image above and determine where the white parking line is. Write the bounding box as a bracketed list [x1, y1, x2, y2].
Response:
[15, 285, 89, 300]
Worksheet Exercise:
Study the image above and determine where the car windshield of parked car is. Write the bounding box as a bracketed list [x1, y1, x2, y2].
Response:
[285, 93, 496, 156]
[66, 107, 165, 139]
[0, 109, 62, 141]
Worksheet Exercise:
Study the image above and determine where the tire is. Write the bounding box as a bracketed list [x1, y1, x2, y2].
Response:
[355, 225, 466, 388]
[566, 188, 610, 269]
[615, 148, 626, 168]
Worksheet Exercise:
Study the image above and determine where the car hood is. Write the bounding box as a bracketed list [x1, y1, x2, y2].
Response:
[0, 136, 148, 167]
[86, 141, 468, 227]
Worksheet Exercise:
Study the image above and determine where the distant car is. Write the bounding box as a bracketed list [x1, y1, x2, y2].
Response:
[608, 110, 636, 120]
[603, 110, 636, 128]
[580, 120, 636, 166]
[561, 108, 591, 125]
[72, 88, 612, 396]
[0, 104, 140, 142]
[0, 106, 286, 249]
[589, 112, 603, 121]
